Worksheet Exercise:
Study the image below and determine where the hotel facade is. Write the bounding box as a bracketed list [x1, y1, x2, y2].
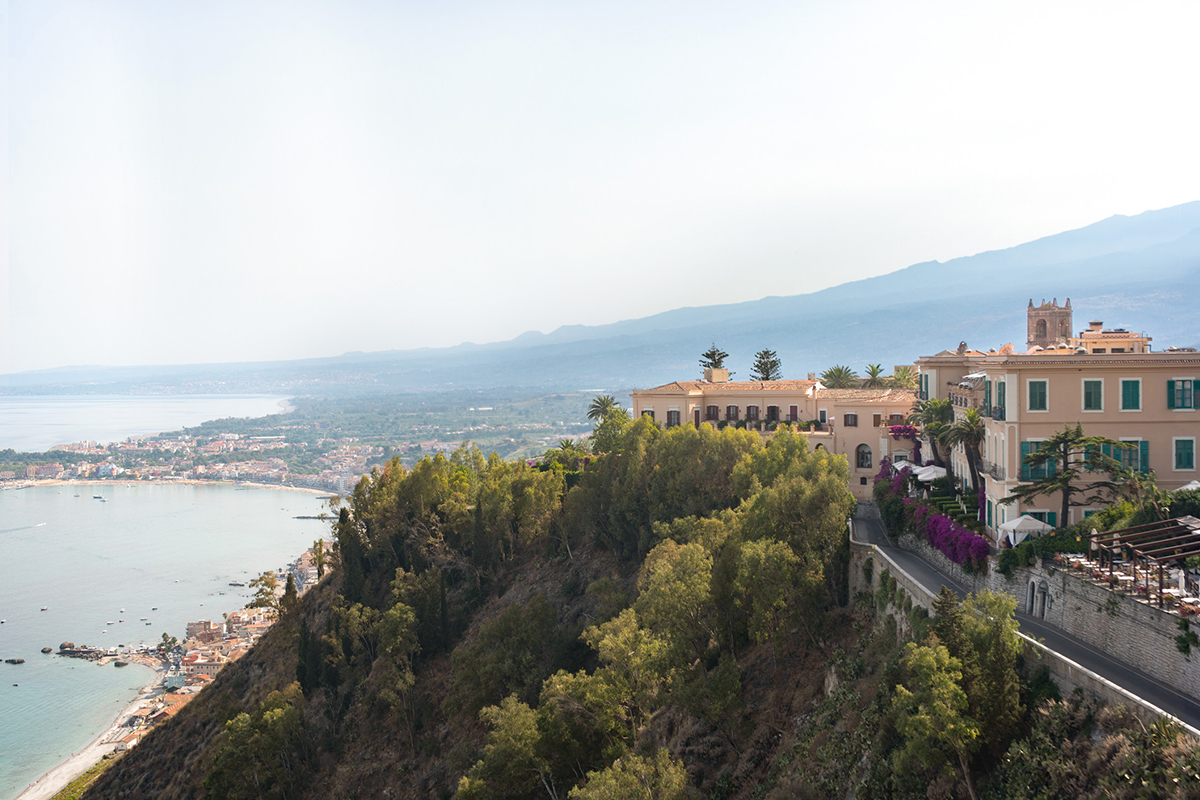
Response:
[916, 299, 1199, 542]
[630, 369, 917, 501]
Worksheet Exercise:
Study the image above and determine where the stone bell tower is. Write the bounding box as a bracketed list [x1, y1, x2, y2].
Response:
[1027, 298, 1072, 350]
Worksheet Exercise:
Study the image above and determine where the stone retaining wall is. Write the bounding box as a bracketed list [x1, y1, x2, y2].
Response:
[896, 525, 1200, 702]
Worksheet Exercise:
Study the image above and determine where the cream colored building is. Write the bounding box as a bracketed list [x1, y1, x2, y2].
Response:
[916, 304, 1199, 542]
[629, 373, 917, 500]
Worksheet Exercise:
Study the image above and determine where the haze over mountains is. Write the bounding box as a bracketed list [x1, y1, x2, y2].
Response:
[5, 202, 1199, 397]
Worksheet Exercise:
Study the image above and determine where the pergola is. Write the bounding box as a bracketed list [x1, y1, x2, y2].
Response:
[1089, 516, 1200, 608]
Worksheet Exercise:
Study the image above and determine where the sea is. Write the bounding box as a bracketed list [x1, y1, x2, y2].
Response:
[0, 483, 329, 800]
[0, 394, 291, 453]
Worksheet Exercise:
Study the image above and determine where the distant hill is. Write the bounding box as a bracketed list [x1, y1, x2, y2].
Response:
[4, 201, 1199, 396]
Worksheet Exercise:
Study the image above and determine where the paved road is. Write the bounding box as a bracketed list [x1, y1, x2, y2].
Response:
[853, 512, 1200, 732]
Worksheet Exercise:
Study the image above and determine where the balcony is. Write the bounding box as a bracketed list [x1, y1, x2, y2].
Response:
[991, 405, 1006, 421]
[983, 460, 1006, 481]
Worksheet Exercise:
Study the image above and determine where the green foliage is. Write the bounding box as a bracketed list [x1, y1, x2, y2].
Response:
[450, 594, 565, 713]
[635, 540, 716, 664]
[1003, 423, 1133, 525]
[819, 364, 859, 388]
[750, 349, 782, 381]
[581, 608, 671, 729]
[204, 683, 308, 800]
[863, 363, 886, 388]
[457, 696, 551, 800]
[1176, 619, 1199, 656]
[892, 641, 980, 794]
[890, 366, 917, 389]
[587, 395, 620, 422]
[588, 407, 632, 455]
[567, 749, 691, 800]
[564, 420, 760, 559]
[699, 344, 729, 371]
[247, 571, 280, 611]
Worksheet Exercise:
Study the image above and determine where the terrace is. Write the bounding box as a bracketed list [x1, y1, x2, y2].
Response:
[1058, 516, 1200, 616]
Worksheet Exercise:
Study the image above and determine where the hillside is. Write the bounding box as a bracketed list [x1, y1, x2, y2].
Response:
[81, 421, 1200, 800]
[5, 202, 1200, 397]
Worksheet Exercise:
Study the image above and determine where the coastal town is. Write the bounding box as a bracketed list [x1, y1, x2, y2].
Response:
[25, 541, 331, 772]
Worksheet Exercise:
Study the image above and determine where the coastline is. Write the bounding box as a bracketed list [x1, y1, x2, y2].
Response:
[2, 478, 331, 497]
[13, 662, 165, 800]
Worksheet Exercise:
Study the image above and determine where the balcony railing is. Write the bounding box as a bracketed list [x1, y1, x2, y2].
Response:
[990, 405, 1006, 421]
[983, 460, 1006, 481]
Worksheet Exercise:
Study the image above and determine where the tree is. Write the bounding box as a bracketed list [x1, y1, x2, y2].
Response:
[280, 573, 299, 615]
[699, 344, 728, 371]
[892, 641, 981, 800]
[158, 632, 178, 653]
[733, 538, 802, 655]
[588, 396, 620, 421]
[204, 683, 307, 800]
[750, 349, 782, 381]
[1001, 423, 1132, 526]
[819, 365, 859, 388]
[907, 398, 954, 468]
[567, 749, 690, 800]
[589, 407, 631, 455]
[863, 363, 886, 388]
[941, 408, 986, 497]
[311, 539, 326, 579]
[248, 571, 280, 610]
[457, 696, 554, 800]
[890, 366, 917, 389]
[959, 591, 1023, 756]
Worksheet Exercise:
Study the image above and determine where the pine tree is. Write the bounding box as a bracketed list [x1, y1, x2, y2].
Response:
[750, 349, 783, 381]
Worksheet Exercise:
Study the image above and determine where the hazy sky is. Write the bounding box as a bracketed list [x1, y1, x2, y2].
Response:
[4, 1, 1200, 374]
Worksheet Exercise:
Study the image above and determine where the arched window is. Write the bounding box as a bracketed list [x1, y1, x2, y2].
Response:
[1035, 319, 1047, 339]
[856, 444, 872, 469]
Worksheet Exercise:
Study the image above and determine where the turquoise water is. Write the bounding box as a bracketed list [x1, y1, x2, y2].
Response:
[0, 395, 291, 452]
[0, 484, 328, 799]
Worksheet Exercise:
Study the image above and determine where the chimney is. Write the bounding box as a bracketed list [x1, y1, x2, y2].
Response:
[703, 368, 730, 383]
[1089, 320, 1103, 332]
[807, 373, 816, 381]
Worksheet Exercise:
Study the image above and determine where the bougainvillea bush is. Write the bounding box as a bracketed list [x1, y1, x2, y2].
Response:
[872, 463, 990, 572]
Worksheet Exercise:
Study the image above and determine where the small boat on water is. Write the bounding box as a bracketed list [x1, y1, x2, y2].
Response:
[107, 621, 115, 625]
[151, 607, 157, 610]
[93, 495, 103, 499]
[40, 607, 48, 612]
[145, 622, 151, 626]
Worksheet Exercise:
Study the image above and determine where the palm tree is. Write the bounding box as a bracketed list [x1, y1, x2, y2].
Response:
[587, 395, 619, 421]
[941, 407, 987, 500]
[907, 398, 954, 467]
[819, 365, 859, 388]
[864, 364, 886, 388]
[890, 366, 917, 389]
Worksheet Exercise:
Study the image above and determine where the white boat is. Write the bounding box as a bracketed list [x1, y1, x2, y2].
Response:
[40, 607, 48, 611]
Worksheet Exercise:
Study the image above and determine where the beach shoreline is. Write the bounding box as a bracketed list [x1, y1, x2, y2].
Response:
[2, 477, 331, 497]
[13, 661, 165, 800]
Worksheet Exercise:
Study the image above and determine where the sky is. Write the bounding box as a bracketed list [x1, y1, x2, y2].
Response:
[4, 0, 1200, 374]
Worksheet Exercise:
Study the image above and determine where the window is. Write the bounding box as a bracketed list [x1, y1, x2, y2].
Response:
[1028, 380, 1048, 411]
[843, 413, 858, 427]
[889, 414, 904, 424]
[705, 405, 719, 420]
[1119, 439, 1150, 473]
[666, 410, 680, 427]
[1020, 441, 1055, 481]
[1176, 438, 1196, 471]
[642, 410, 655, 420]
[856, 444, 872, 469]
[1120, 379, 1141, 411]
[872, 413, 882, 427]
[1094, 348, 1107, 354]
[726, 405, 739, 421]
[997, 381, 1006, 411]
[1168, 379, 1198, 410]
[1027, 510, 1058, 527]
[860, 477, 868, 485]
[746, 405, 759, 420]
[819, 409, 827, 424]
[1083, 379, 1103, 411]
[766, 405, 779, 422]
[788, 405, 799, 421]
[1111, 348, 1126, 353]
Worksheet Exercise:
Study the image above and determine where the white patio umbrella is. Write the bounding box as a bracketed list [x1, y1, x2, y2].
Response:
[1177, 480, 1200, 492]
[913, 465, 947, 482]
[998, 514, 1054, 546]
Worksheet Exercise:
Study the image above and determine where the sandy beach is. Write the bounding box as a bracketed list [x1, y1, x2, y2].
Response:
[14, 665, 164, 800]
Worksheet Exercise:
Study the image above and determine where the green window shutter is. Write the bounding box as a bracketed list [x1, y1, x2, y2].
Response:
[1122, 380, 1139, 410]
[1177, 440, 1195, 470]
[985, 380, 992, 408]
[1168, 380, 1176, 409]
[987, 500, 993, 526]
[1047, 511, 1057, 528]
[1101, 442, 1112, 459]
[1194, 380, 1200, 409]
[1139, 441, 1150, 473]
[1020, 441, 1032, 481]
